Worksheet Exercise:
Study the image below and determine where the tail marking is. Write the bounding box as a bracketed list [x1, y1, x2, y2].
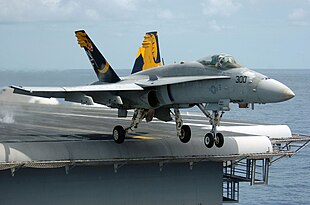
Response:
[132, 31, 161, 74]
[75, 30, 120, 83]
[76, 31, 93, 52]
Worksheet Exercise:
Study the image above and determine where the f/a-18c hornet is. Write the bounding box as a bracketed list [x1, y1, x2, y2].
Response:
[11, 30, 295, 148]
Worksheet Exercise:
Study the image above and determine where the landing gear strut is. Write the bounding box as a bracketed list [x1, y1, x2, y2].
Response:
[112, 104, 224, 148]
[112, 108, 148, 144]
[173, 108, 191, 143]
[197, 104, 225, 148]
[112, 107, 192, 144]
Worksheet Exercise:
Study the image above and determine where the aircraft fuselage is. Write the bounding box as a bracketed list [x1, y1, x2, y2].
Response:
[96, 60, 294, 110]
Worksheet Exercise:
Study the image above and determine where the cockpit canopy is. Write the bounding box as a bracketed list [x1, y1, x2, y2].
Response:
[198, 54, 242, 69]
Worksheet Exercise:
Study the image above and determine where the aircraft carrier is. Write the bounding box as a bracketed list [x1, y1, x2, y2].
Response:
[0, 89, 309, 205]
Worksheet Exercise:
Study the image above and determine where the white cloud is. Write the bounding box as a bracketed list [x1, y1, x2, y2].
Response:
[0, 0, 139, 23]
[157, 9, 174, 20]
[85, 9, 100, 21]
[288, 8, 307, 20]
[202, 0, 242, 17]
[208, 20, 222, 31]
[0, 0, 80, 22]
[288, 8, 308, 26]
[114, 0, 137, 11]
[207, 19, 231, 31]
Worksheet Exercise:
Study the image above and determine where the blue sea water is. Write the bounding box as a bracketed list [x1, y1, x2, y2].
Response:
[0, 69, 309, 204]
[229, 69, 310, 205]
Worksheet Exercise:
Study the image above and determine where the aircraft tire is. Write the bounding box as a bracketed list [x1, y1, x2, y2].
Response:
[113, 125, 125, 144]
[204, 133, 214, 148]
[179, 125, 191, 143]
[215, 133, 224, 148]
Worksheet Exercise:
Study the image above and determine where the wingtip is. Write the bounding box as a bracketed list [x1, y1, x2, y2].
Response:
[10, 85, 32, 94]
[10, 85, 21, 89]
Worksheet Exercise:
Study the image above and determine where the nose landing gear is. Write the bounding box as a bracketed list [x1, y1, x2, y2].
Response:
[204, 133, 214, 148]
[214, 132, 224, 147]
[204, 132, 224, 148]
[198, 103, 225, 148]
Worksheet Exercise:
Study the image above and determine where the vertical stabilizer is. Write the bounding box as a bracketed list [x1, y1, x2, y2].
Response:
[75, 30, 120, 83]
[131, 31, 161, 74]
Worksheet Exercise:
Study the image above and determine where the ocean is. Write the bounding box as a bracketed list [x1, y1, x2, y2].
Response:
[0, 69, 309, 204]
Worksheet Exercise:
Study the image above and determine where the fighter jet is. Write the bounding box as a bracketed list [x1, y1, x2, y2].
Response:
[11, 30, 295, 148]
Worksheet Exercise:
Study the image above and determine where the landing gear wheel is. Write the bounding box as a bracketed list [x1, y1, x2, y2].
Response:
[179, 125, 191, 143]
[204, 133, 214, 148]
[113, 125, 125, 144]
[214, 133, 224, 148]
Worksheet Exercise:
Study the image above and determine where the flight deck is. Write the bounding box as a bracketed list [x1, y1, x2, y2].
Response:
[0, 91, 309, 205]
[0, 101, 299, 163]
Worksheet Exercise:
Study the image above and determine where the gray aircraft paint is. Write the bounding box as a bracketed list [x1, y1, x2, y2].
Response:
[10, 32, 295, 147]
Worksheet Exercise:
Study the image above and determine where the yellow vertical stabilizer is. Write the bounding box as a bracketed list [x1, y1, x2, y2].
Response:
[131, 31, 161, 74]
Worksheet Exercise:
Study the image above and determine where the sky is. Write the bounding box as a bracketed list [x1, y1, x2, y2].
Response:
[0, 0, 309, 71]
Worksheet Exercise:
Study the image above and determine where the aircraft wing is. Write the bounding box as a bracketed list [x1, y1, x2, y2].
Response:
[10, 83, 144, 98]
[11, 75, 229, 98]
[135, 75, 230, 87]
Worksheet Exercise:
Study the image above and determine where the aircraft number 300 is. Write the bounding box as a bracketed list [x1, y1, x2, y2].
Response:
[235, 76, 247, 83]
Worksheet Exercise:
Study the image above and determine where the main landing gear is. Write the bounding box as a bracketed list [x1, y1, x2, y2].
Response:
[197, 104, 225, 148]
[112, 108, 148, 144]
[112, 104, 224, 148]
[112, 125, 126, 144]
[173, 108, 191, 143]
[112, 107, 192, 145]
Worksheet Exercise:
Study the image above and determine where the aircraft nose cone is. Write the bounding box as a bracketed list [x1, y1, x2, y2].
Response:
[257, 79, 295, 103]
